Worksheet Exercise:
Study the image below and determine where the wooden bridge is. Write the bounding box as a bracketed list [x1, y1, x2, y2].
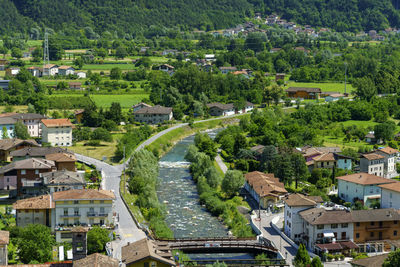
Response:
[154, 237, 278, 256]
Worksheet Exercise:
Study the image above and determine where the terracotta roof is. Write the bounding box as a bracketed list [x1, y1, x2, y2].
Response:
[68, 82, 81, 86]
[53, 189, 115, 201]
[286, 87, 321, 93]
[351, 208, 400, 222]
[336, 173, 395, 185]
[206, 102, 234, 110]
[377, 147, 399, 155]
[11, 147, 72, 157]
[0, 230, 9, 245]
[362, 153, 385, 160]
[74, 109, 84, 115]
[42, 170, 85, 186]
[43, 64, 58, 69]
[132, 102, 152, 109]
[13, 194, 54, 210]
[133, 105, 173, 115]
[71, 226, 89, 233]
[350, 253, 388, 267]
[0, 158, 55, 174]
[122, 238, 175, 266]
[328, 93, 345, 98]
[283, 193, 323, 207]
[315, 241, 358, 251]
[0, 138, 38, 151]
[313, 152, 335, 162]
[301, 147, 341, 157]
[299, 208, 353, 225]
[45, 153, 76, 162]
[74, 253, 118, 267]
[245, 171, 287, 197]
[379, 182, 400, 193]
[41, 119, 73, 127]
[58, 65, 74, 70]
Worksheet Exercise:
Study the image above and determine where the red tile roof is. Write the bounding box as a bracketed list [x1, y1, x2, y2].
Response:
[336, 173, 396, 185]
[378, 147, 399, 155]
[13, 194, 54, 210]
[53, 189, 115, 201]
[41, 119, 73, 127]
[379, 182, 400, 193]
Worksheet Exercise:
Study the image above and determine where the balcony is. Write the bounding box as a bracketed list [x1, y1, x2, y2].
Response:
[60, 214, 81, 218]
[366, 225, 390, 231]
[87, 212, 108, 217]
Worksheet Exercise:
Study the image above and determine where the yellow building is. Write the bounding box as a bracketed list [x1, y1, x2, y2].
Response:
[122, 238, 176, 267]
[13, 194, 53, 228]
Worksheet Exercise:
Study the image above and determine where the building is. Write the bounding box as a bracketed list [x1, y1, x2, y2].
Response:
[53, 189, 115, 242]
[0, 138, 39, 162]
[0, 117, 17, 139]
[69, 82, 82, 90]
[41, 119, 74, 147]
[71, 227, 88, 261]
[45, 152, 77, 171]
[275, 73, 285, 81]
[219, 66, 237, 74]
[43, 64, 59, 76]
[244, 171, 287, 209]
[0, 231, 8, 266]
[42, 170, 85, 193]
[0, 157, 55, 196]
[5, 67, 20, 76]
[352, 208, 400, 252]
[380, 182, 400, 209]
[58, 66, 75, 76]
[133, 105, 173, 124]
[132, 102, 152, 112]
[11, 146, 72, 161]
[74, 253, 119, 267]
[306, 152, 352, 171]
[207, 103, 235, 116]
[27, 66, 42, 77]
[74, 110, 84, 124]
[375, 147, 399, 178]
[122, 238, 176, 267]
[337, 173, 396, 205]
[76, 71, 86, 79]
[283, 194, 323, 240]
[158, 64, 174, 74]
[285, 87, 321, 99]
[325, 93, 345, 102]
[13, 194, 54, 227]
[365, 131, 381, 144]
[350, 254, 389, 267]
[11, 113, 47, 137]
[360, 153, 385, 177]
[299, 208, 356, 253]
[0, 80, 10, 90]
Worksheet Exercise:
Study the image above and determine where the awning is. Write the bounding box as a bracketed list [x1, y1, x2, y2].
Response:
[323, 231, 335, 238]
[367, 195, 381, 199]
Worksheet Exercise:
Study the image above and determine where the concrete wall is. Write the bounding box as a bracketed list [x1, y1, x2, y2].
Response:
[41, 124, 72, 146]
[338, 179, 381, 204]
[381, 188, 400, 209]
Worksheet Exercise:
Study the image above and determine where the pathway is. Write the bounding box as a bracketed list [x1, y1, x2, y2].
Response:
[215, 153, 228, 174]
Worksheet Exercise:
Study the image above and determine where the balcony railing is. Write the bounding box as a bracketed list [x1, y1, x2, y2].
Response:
[60, 214, 81, 218]
[87, 212, 108, 217]
[366, 225, 390, 230]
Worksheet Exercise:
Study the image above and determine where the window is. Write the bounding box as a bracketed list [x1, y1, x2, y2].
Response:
[74, 200, 79, 204]
[35, 170, 39, 175]
[90, 200, 94, 204]
[331, 224, 338, 229]
[391, 193, 393, 198]
[63, 208, 68, 215]
[144, 263, 149, 267]
[370, 232, 374, 237]
[74, 208, 79, 216]
[341, 223, 348, 228]
[100, 200, 104, 204]
[341, 232, 346, 240]
[100, 207, 105, 214]
[370, 222, 375, 226]
[395, 231, 398, 236]
[317, 225, 324, 230]
[356, 233, 360, 238]
[21, 170, 26, 175]
[356, 222, 360, 227]
[63, 219, 68, 226]
[151, 262, 156, 267]
[395, 221, 398, 225]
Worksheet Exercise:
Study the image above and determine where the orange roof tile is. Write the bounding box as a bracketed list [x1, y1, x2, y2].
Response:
[53, 189, 115, 201]
[41, 119, 73, 127]
[379, 182, 400, 193]
[45, 153, 76, 162]
[337, 173, 396, 185]
[13, 194, 54, 210]
[378, 147, 399, 155]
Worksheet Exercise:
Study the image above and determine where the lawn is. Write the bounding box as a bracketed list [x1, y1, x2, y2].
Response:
[90, 94, 148, 108]
[67, 140, 119, 164]
[286, 81, 354, 94]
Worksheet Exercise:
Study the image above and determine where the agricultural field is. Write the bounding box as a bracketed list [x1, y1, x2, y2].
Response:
[286, 81, 353, 94]
[90, 94, 148, 108]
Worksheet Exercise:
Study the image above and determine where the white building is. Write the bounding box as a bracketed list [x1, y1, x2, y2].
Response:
[283, 194, 323, 241]
[132, 102, 152, 112]
[337, 172, 396, 205]
[43, 64, 59, 76]
[375, 147, 399, 178]
[41, 170, 86, 193]
[133, 105, 173, 124]
[206, 103, 235, 116]
[12, 113, 46, 138]
[380, 181, 400, 209]
[360, 153, 384, 177]
[76, 71, 86, 79]
[58, 66, 75, 76]
[41, 119, 73, 147]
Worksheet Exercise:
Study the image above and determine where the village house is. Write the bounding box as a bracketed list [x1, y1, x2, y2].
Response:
[5, 67, 20, 77]
[283, 194, 323, 241]
[41, 118, 74, 147]
[337, 173, 396, 205]
[132, 102, 152, 112]
[350, 254, 389, 267]
[42, 64, 59, 76]
[244, 171, 287, 210]
[45, 152, 77, 171]
[11, 113, 47, 137]
[0, 117, 17, 139]
[69, 82, 82, 90]
[0, 80, 10, 90]
[365, 131, 382, 144]
[360, 153, 385, 177]
[74, 253, 119, 267]
[13, 194, 54, 228]
[219, 66, 237, 74]
[42, 170, 85, 193]
[122, 238, 176, 267]
[325, 93, 345, 102]
[10, 146, 72, 161]
[158, 64, 175, 74]
[0, 231, 8, 266]
[27, 66, 42, 77]
[286, 87, 321, 99]
[58, 66, 75, 76]
[375, 147, 399, 178]
[0, 138, 39, 162]
[275, 73, 285, 81]
[76, 71, 86, 79]
[380, 182, 400, 209]
[207, 103, 235, 116]
[0, 157, 56, 196]
[133, 105, 173, 124]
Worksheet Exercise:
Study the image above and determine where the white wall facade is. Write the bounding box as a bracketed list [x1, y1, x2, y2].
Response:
[284, 204, 313, 240]
[41, 124, 72, 147]
[134, 112, 173, 124]
[360, 158, 384, 177]
[381, 188, 400, 209]
[23, 119, 42, 137]
[338, 180, 381, 204]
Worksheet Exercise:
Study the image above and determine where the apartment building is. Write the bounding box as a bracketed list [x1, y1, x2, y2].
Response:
[41, 119, 73, 147]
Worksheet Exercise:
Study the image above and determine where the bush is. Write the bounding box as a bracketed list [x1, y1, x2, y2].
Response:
[86, 140, 101, 146]
[91, 127, 112, 142]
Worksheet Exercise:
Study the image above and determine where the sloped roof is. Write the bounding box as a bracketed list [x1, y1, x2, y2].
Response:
[313, 152, 335, 162]
[0, 158, 55, 174]
[74, 253, 118, 267]
[299, 208, 353, 225]
[379, 182, 400, 193]
[53, 189, 115, 201]
[132, 102, 152, 109]
[377, 147, 399, 155]
[45, 153, 76, 162]
[42, 170, 85, 186]
[349, 253, 388, 267]
[122, 238, 175, 266]
[351, 208, 400, 222]
[286, 87, 321, 93]
[206, 102, 234, 110]
[283, 193, 323, 207]
[362, 153, 384, 160]
[58, 65, 74, 70]
[133, 105, 173, 115]
[13, 194, 54, 210]
[11, 147, 72, 157]
[41, 119, 73, 127]
[336, 173, 395, 185]
[245, 171, 287, 197]
[11, 113, 46, 120]
[0, 138, 38, 151]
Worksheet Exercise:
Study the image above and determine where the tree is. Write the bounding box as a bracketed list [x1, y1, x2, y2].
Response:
[383, 249, 400, 267]
[374, 121, 396, 143]
[74, 57, 84, 69]
[91, 127, 112, 142]
[291, 153, 309, 189]
[105, 102, 122, 123]
[48, 36, 64, 60]
[17, 224, 55, 263]
[194, 132, 217, 159]
[293, 243, 311, 267]
[11, 47, 22, 59]
[115, 46, 127, 59]
[87, 226, 110, 254]
[0, 46, 7, 58]
[14, 121, 30, 139]
[310, 256, 323, 267]
[2, 126, 8, 139]
[221, 170, 244, 198]
[353, 77, 377, 101]
[110, 67, 122, 80]
[31, 46, 43, 62]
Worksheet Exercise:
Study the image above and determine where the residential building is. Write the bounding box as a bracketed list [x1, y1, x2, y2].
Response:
[69, 82, 82, 90]
[350, 254, 389, 267]
[13, 194, 54, 227]
[11, 146, 72, 161]
[74, 253, 119, 267]
[207, 103, 235, 116]
[0, 80, 10, 90]
[244, 171, 287, 209]
[71, 226, 88, 261]
[365, 131, 381, 144]
[275, 73, 285, 81]
[380, 182, 400, 209]
[0, 158, 55, 196]
[41, 119, 73, 147]
[76, 71, 86, 79]
[360, 153, 384, 177]
[53, 189, 115, 242]
[0, 231, 8, 266]
[0, 138, 39, 162]
[283, 193, 323, 240]
[11, 113, 47, 137]
[306, 152, 352, 171]
[0, 117, 16, 139]
[132, 102, 152, 112]
[58, 66, 75, 76]
[43, 64, 59, 76]
[285, 87, 321, 99]
[5, 67, 20, 76]
[45, 152, 77, 171]
[158, 64, 175, 74]
[375, 147, 399, 178]
[299, 208, 356, 253]
[219, 66, 237, 74]
[122, 238, 176, 267]
[27, 66, 42, 77]
[337, 173, 396, 205]
[74, 109, 84, 124]
[325, 93, 345, 102]
[352, 208, 400, 248]
[42, 170, 85, 193]
[133, 105, 173, 124]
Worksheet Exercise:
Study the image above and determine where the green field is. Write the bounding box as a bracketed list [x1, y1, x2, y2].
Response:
[90, 94, 148, 108]
[286, 82, 353, 94]
[82, 64, 136, 71]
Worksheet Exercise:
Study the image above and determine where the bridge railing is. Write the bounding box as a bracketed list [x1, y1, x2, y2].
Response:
[156, 236, 257, 242]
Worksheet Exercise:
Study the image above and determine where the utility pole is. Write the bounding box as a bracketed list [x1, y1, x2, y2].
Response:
[344, 62, 348, 95]
[259, 185, 263, 231]
[43, 31, 50, 76]
[123, 145, 126, 194]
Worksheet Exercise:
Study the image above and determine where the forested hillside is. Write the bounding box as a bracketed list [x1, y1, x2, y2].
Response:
[1, 0, 400, 34]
